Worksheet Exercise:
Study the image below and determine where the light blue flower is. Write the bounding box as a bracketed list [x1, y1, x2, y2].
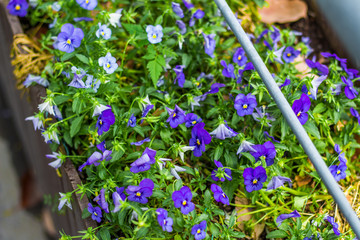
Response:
[85, 74, 101, 92]
[96, 23, 112, 40]
[51, 1, 61, 11]
[210, 122, 238, 140]
[98, 52, 118, 74]
[146, 25, 163, 44]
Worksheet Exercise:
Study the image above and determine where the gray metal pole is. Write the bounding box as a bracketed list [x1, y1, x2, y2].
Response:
[214, 0, 360, 237]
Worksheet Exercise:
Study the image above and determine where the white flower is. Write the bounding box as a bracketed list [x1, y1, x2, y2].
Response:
[38, 101, 55, 116]
[179, 146, 195, 162]
[25, 115, 43, 130]
[58, 192, 72, 211]
[190, 96, 201, 111]
[170, 165, 186, 179]
[131, 207, 148, 221]
[42, 128, 60, 144]
[158, 158, 171, 171]
[236, 140, 256, 157]
[92, 104, 111, 117]
[210, 123, 238, 140]
[109, 9, 123, 28]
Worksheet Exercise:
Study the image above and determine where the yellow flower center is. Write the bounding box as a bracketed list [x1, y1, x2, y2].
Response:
[99, 120, 103, 125]
[86, 0, 89, 3]
[308, 91, 311, 95]
[287, 53, 291, 57]
[163, 220, 167, 225]
[107, 63, 110, 68]
[238, 55, 241, 60]
[15, 4, 21, 10]
[196, 139, 200, 145]
[66, 39, 71, 44]
[222, 193, 226, 198]
[182, 200, 187, 206]
[173, 113, 176, 117]
[243, 104, 248, 109]
[253, 179, 258, 184]
[337, 170, 341, 175]
[101, 31, 105, 36]
[136, 192, 141, 197]
[196, 82, 200, 86]
[152, 34, 157, 39]
[192, 121, 197, 125]
[197, 229, 201, 234]
[297, 112, 301, 117]
[94, 212, 97, 216]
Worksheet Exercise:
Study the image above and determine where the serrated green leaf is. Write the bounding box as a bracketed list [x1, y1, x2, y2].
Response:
[147, 60, 163, 87]
[303, 121, 321, 139]
[75, 54, 89, 64]
[266, 230, 288, 238]
[98, 228, 111, 240]
[70, 115, 84, 137]
[122, 23, 144, 35]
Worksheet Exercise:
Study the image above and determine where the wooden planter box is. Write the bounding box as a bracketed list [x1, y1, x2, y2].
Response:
[0, 0, 96, 237]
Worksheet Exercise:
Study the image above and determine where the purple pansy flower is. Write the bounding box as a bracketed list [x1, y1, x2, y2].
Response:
[264, 131, 280, 143]
[94, 188, 109, 213]
[301, 85, 315, 99]
[96, 106, 115, 135]
[126, 178, 154, 204]
[334, 144, 347, 164]
[236, 62, 255, 84]
[176, 20, 187, 35]
[250, 141, 276, 166]
[309, 75, 327, 100]
[172, 2, 184, 18]
[146, 25, 163, 44]
[7, 0, 28, 17]
[207, 83, 226, 94]
[234, 93, 257, 117]
[237, 140, 256, 157]
[243, 166, 267, 192]
[220, 60, 235, 79]
[276, 210, 301, 226]
[345, 68, 359, 79]
[130, 148, 157, 173]
[267, 176, 292, 190]
[189, 9, 205, 27]
[341, 76, 358, 100]
[172, 186, 195, 215]
[78, 150, 112, 172]
[96, 141, 106, 152]
[73, 17, 93, 22]
[279, 78, 291, 89]
[292, 93, 311, 125]
[183, 0, 194, 9]
[140, 104, 154, 124]
[76, 0, 97, 10]
[329, 164, 347, 182]
[273, 46, 285, 64]
[210, 184, 229, 205]
[69, 66, 86, 88]
[127, 114, 136, 127]
[233, 48, 247, 66]
[156, 208, 173, 232]
[112, 187, 126, 213]
[84, 74, 101, 92]
[96, 23, 112, 40]
[166, 105, 186, 128]
[173, 65, 185, 87]
[88, 203, 102, 223]
[202, 33, 216, 58]
[130, 138, 151, 146]
[98, 52, 118, 74]
[189, 122, 212, 157]
[283, 46, 300, 63]
[57, 23, 84, 53]
[210, 122, 238, 140]
[256, 29, 269, 43]
[350, 108, 360, 125]
[23, 74, 49, 88]
[211, 160, 232, 182]
[324, 216, 341, 236]
[321, 52, 347, 70]
[185, 113, 202, 128]
[305, 58, 329, 76]
[270, 26, 281, 44]
[191, 220, 207, 240]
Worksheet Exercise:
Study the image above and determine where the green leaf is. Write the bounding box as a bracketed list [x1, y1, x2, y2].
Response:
[231, 231, 246, 238]
[313, 102, 326, 114]
[155, 15, 163, 25]
[241, 152, 255, 164]
[294, 196, 308, 210]
[303, 121, 321, 139]
[147, 59, 163, 87]
[209, 223, 220, 237]
[54, 95, 70, 105]
[204, 190, 211, 208]
[75, 54, 89, 65]
[160, 129, 172, 143]
[61, 52, 75, 62]
[266, 230, 288, 238]
[81, 208, 91, 219]
[214, 145, 224, 160]
[70, 115, 84, 137]
[98, 228, 111, 240]
[122, 23, 144, 35]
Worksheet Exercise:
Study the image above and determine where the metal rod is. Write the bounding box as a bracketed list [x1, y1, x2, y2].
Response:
[214, 0, 360, 236]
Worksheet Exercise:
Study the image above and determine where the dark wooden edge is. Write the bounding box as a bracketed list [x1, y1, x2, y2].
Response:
[0, 0, 97, 235]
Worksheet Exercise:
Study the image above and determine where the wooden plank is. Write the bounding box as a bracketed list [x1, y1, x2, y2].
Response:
[0, 0, 96, 236]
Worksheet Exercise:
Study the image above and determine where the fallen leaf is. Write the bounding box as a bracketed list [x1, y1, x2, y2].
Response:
[259, 0, 308, 24]
[294, 175, 312, 188]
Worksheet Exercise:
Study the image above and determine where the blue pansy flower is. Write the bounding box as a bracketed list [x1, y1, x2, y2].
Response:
[94, 188, 109, 213]
[185, 113, 202, 128]
[189, 9, 204, 27]
[127, 114, 136, 127]
[220, 60, 235, 79]
[324, 216, 341, 236]
[173, 65, 185, 87]
[183, 0, 194, 9]
[276, 210, 301, 226]
[130, 148, 156, 173]
[166, 105, 186, 128]
[292, 93, 311, 125]
[329, 163, 347, 182]
[126, 178, 154, 204]
[112, 187, 126, 213]
[172, 2, 184, 18]
[96, 106, 116, 135]
[267, 176, 292, 190]
[78, 150, 112, 172]
[211, 184, 229, 205]
[84, 74, 101, 92]
[341, 76, 358, 100]
[98, 52, 118, 74]
[283, 46, 300, 63]
[146, 25, 163, 44]
[130, 138, 151, 146]
[350, 108, 360, 126]
[191, 221, 207, 240]
[172, 186, 195, 215]
[233, 47, 247, 66]
[250, 141, 277, 166]
[243, 166, 267, 192]
[234, 93, 257, 117]
[69, 66, 86, 88]
[210, 122, 238, 140]
[202, 33, 216, 58]
[96, 23, 112, 40]
[189, 122, 212, 157]
[76, 0, 97, 10]
[88, 203, 102, 223]
[156, 208, 173, 232]
[57, 23, 84, 53]
[7, 0, 29, 17]
[176, 20, 187, 35]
